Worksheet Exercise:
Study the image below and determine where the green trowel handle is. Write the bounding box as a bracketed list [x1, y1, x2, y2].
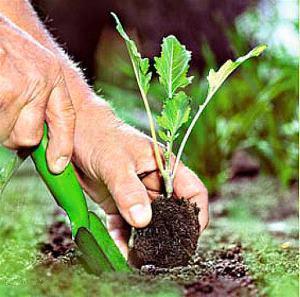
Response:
[31, 125, 131, 273]
[31, 125, 89, 236]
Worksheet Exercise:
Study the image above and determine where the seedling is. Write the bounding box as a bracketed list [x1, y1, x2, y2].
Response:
[112, 13, 266, 197]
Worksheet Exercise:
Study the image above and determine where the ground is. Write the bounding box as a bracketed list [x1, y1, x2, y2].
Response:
[0, 159, 298, 297]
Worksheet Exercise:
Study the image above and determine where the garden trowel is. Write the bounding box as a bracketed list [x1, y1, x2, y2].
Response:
[31, 125, 130, 274]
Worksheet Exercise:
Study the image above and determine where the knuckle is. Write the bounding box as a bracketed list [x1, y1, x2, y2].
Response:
[50, 59, 64, 84]
[29, 134, 42, 146]
[114, 189, 146, 210]
[2, 141, 16, 150]
[47, 104, 75, 129]
[14, 135, 40, 147]
[12, 126, 43, 148]
[0, 74, 18, 101]
[64, 104, 76, 121]
[27, 70, 48, 95]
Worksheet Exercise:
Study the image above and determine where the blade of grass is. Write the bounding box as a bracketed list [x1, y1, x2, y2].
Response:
[0, 146, 26, 194]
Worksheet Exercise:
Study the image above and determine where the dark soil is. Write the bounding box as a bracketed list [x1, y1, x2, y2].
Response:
[38, 201, 258, 296]
[38, 211, 77, 266]
[129, 195, 200, 268]
[141, 244, 258, 297]
[40, 216, 257, 296]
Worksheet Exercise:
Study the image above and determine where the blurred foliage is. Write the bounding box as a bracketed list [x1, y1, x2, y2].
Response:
[95, 6, 298, 193]
[184, 36, 298, 192]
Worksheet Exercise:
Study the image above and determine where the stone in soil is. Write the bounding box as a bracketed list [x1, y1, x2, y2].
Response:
[129, 195, 200, 268]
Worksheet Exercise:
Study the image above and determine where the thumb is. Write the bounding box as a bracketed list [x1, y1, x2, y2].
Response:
[108, 170, 152, 228]
[46, 80, 75, 174]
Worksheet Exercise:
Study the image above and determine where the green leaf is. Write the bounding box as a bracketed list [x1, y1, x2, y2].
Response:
[157, 91, 191, 141]
[171, 45, 267, 178]
[154, 35, 193, 98]
[158, 130, 169, 142]
[111, 13, 152, 94]
[207, 45, 267, 100]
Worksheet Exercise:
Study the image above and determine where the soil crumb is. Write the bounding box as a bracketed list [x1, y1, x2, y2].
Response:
[38, 211, 77, 266]
[141, 244, 258, 297]
[130, 195, 200, 268]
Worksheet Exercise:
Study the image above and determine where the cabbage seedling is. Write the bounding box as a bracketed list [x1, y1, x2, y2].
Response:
[112, 13, 266, 197]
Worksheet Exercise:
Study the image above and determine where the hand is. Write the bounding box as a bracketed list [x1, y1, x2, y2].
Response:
[0, 15, 75, 173]
[72, 99, 209, 257]
[0, 1, 208, 259]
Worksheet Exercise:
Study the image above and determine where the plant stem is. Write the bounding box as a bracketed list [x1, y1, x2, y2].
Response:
[127, 52, 165, 175]
[164, 135, 174, 197]
[172, 93, 213, 178]
[140, 89, 165, 174]
[163, 172, 173, 198]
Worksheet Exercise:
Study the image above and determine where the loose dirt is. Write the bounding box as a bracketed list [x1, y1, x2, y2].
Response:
[141, 244, 257, 297]
[38, 211, 77, 267]
[39, 211, 257, 296]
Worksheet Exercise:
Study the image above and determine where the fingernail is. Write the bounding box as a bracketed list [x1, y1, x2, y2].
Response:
[129, 204, 152, 227]
[53, 156, 69, 173]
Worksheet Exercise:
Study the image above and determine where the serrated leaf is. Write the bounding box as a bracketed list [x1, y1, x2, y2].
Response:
[207, 44, 267, 100]
[154, 36, 193, 98]
[111, 13, 152, 94]
[158, 130, 170, 142]
[157, 91, 191, 141]
[171, 45, 267, 178]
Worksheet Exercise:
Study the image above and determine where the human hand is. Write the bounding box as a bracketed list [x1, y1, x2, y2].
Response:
[0, 15, 75, 173]
[72, 99, 209, 257]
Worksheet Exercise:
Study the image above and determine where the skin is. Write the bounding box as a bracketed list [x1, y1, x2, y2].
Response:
[0, 0, 208, 257]
[0, 16, 75, 173]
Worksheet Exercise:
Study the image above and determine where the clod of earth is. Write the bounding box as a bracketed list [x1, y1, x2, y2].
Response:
[129, 195, 200, 268]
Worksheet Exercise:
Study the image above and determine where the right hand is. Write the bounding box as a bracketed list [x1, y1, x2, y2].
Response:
[0, 15, 75, 173]
[72, 99, 209, 257]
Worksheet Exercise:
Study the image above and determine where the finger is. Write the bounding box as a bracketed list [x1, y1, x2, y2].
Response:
[107, 169, 152, 228]
[46, 80, 75, 174]
[0, 93, 27, 144]
[140, 169, 162, 193]
[107, 214, 130, 258]
[74, 168, 118, 214]
[173, 163, 209, 232]
[3, 99, 45, 149]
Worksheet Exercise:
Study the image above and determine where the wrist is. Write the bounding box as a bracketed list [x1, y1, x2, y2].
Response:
[59, 59, 107, 112]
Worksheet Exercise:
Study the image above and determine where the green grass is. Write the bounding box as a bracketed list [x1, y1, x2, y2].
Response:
[0, 160, 298, 296]
[205, 177, 299, 296]
[0, 160, 181, 297]
[0, 164, 53, 286]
